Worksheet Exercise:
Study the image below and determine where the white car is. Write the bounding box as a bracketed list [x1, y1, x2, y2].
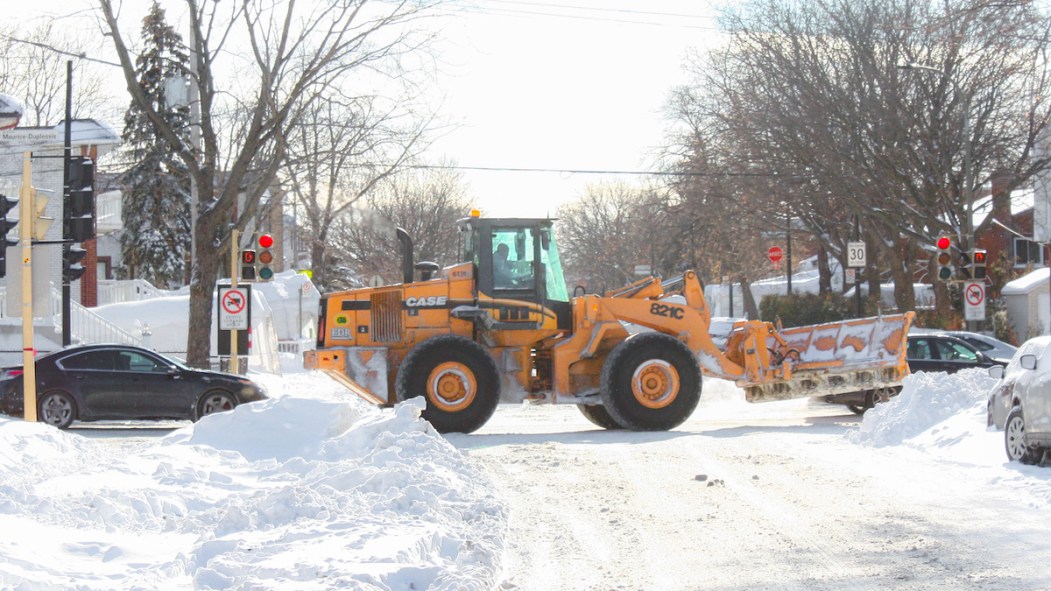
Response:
[987, 336, 1051, 464]
[942, 331, 1016, 364]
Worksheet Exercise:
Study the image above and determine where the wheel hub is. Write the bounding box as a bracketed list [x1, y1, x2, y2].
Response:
[631, 360, 680, 409]
[428, 362, 477, 412]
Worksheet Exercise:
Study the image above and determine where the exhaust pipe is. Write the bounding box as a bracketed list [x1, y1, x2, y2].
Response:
[396, 227, 414, 284]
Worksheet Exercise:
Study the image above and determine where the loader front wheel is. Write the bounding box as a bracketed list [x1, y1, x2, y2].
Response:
[577, 404, 624, 430]
[396, 335, 500, 434]
[600, 333, 701, 431]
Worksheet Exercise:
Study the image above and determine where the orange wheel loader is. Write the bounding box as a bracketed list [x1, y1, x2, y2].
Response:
[305, 213, 913, 433]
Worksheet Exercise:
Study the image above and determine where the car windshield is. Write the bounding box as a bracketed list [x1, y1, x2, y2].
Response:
[935, 339, 978, 362]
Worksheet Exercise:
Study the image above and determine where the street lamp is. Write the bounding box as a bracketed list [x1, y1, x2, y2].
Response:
[898, 62, 975, 253]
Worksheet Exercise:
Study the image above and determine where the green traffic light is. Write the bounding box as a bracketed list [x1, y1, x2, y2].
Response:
[259, 266, 274, 281]
[938, 266, 953, 281]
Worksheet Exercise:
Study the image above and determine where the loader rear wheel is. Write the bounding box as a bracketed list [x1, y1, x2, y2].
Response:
[600, 333, 701, 431]
[396, 335, 500, 434]
[576, 404, 624, 430]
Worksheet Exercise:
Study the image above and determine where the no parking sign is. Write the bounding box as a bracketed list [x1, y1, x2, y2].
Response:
[964, 281, 986, 321]
[219, 287, 250, 330]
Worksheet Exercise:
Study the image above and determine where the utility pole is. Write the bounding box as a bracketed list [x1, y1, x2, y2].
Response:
[19, 152, 37, 422]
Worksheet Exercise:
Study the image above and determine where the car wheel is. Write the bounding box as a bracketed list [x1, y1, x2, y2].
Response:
[1004, 407, 1042, 465]
[196, 390, 237, 420]
[38, 391, 76, 429]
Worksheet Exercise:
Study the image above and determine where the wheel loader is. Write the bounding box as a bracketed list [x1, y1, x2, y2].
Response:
[304, 212, 914, 433]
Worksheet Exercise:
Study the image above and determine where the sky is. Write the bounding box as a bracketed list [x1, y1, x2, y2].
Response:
[422, 1, 724, 216]
[2, 356, 1050, 588]
[4, 0, 725, 218]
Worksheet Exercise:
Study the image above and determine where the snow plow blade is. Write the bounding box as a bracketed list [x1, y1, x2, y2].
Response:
[304, 347, 391, 405]
[741, 312, 915, 402]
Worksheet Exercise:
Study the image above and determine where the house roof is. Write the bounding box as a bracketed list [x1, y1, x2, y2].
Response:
[0, 119, 120, 156]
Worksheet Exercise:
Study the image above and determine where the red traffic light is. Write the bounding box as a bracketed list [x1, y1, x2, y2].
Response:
[258, 233, 274, 249]
[241, 250, 256, 264]
[973, 251, 986, 264]
[936, 236, 951, 250]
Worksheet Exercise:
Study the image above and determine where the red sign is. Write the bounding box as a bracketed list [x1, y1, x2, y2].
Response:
[767, 246, 784, 264]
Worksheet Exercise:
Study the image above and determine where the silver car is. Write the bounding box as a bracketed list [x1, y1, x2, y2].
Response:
[942, 330, 1016, 364]
[987, 336, 1051, 464]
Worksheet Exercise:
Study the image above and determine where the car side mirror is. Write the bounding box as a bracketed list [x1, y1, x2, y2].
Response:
[1020, 354, 1038, 371]
[988, 365, 1004, 380]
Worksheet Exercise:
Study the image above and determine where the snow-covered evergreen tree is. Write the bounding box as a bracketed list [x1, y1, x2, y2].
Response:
[118, 1, 191, 289]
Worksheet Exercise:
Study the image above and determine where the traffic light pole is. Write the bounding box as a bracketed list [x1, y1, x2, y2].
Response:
[61, 60, 73, 347]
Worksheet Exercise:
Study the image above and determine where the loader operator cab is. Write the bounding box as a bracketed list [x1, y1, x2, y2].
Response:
[459, 215, 573, 329]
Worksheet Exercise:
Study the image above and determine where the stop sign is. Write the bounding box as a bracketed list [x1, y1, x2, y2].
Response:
[767, 246, 784, 264]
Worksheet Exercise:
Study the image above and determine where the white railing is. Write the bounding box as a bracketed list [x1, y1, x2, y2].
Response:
[97, 279, 165, 306]
[96, 190, 123, 234]
[51, 287, 142, 346]
[277, 338, 315, 355]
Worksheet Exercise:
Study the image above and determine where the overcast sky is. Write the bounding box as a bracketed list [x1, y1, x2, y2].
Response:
[8, 0, 724, 217]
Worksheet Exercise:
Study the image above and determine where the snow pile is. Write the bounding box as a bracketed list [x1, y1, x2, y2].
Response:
[0, 373, 507, 590]
[849, 368, 997, 447]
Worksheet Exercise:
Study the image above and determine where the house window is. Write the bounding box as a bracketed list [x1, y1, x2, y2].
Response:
[1014, 238, 1045, 267]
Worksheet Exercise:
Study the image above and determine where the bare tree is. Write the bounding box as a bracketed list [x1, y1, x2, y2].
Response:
[98, 0, 440, 367]
[331, 165, 470, 288]
[0, 22, 116, 125]
[556, 182, 679, 293]
[670, 0, 1051, 315]
[280, 93, 432, 292]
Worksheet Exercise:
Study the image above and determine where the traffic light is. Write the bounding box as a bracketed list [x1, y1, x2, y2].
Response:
[66, 156, 95, 242]
[63, 244, 87, 283]
[1, 193, 17, 279]
[972, 249, 987, 280]
[31, 190, 53, 240]
[935, 236, 954, 281]
[957, 249, 972, 280]
[257, 233, 274, 281]
[240, 249, 257, 281]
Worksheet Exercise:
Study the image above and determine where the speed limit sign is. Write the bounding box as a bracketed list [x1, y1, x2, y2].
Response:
[847, 241, 866, 268]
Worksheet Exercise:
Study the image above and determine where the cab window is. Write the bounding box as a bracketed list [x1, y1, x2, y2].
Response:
[491, 228, 535, 290]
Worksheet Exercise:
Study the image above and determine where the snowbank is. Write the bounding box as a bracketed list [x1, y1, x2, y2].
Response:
[0, 373, 507, 590]
[849, 368, 998, 447]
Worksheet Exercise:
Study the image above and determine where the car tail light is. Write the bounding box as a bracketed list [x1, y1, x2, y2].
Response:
[2, 369, 23, 379]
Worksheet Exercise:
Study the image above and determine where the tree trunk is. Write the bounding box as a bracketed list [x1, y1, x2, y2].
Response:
[817, 245, 832, 295]
[890, 239, 917, 312]
[185, 211, 225, 368]
[739, 276, 760, 320]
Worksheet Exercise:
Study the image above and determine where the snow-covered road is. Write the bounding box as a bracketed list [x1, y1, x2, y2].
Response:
[450, 377, 1051, 591]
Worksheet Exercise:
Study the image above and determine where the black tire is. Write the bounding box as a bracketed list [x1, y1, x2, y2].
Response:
[600, 333, 701, 431]
[577, 404, 624, 430]
[866, 386, 900, 409]
[1005, 406, 1042, 464]
[196, 390, 237, 421]
[38, 391, 76, 429]
[396, 335, 500, 434]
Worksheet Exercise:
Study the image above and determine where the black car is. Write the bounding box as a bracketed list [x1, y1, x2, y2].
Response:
[0, 344, 267, 429]
[826, 333, 1006, 414]
[906, 334, 1007, 374]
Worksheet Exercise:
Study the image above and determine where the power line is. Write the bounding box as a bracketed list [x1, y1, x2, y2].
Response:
[473, 0, 719, 21]
[406, 163, 804, 178]
[0, 33, 121, 68]
[450, 1, 724, 30]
